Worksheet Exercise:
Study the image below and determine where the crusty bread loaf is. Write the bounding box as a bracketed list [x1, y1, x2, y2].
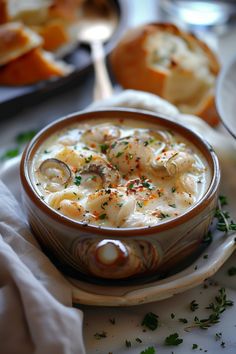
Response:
[0, 0, 51, 25]
[110, 23, 220, 126]
[0, 47, 72, 85]
[0, 22, 42, 66]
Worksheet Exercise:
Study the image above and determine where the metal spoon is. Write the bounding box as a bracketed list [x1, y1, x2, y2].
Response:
[78, 0, 118, 101]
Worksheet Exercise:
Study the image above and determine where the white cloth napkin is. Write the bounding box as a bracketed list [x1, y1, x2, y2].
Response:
[1, 89, 236, 354]
[0, 179, 85, 354]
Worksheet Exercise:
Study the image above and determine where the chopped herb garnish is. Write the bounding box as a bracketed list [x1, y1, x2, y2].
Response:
[99, 213, 107, 220]
[227, 266, 236, 276]
[16, 130, 37, 144]
[219, 195, 228, 206]
[140, 347, 155, 354]
[215, 332, 222, 341]
[94, 331, 107, 339]
[44, 149, 49, 154]
[192, 344, 198, 350]
[74, 175, 82, 186]
[169, 203, 176, 208]
[190, 300, 199, 312]
[179, 318, 188, 323]
[100, 144, 109, 153]
[165, 333, 183, 346]
[186, 288, 233, 330]
[160, 212, 170, 219]
[142, 181, 154, 190]
[85, 155, 93, 163]
[136, 338, 142, 343]
[171, 313, 175, 319]
[215, 196, 236, 233]
[1, 148, 19, 160]
[127, 182, 134, 190]
[137, 201, 143, 208]
[116, 151, 124, 158]
[125, 340, 131, 348]
[141, 312, 159, 331]
[101, 201, 108, 210]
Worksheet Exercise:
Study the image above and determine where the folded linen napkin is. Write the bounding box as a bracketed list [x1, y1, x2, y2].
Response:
[0, 179, 85, 354]
[1, 89, 236, 354]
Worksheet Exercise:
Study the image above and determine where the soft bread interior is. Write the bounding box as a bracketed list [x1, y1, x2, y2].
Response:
[0, 22, 42, 66]
[145, 31, 215, 114]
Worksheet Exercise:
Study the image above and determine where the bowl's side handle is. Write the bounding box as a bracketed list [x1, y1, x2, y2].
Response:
[71, 237, 164, 279]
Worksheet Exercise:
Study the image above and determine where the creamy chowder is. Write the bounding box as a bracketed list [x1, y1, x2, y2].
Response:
[32, 118, 211, 228]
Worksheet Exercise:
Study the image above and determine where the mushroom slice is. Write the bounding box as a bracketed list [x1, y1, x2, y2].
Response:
[80, 160, 120, 188]
[165, 152, 195, 176]
[39, 158, 71, 185]
[152, 151, 195, 177]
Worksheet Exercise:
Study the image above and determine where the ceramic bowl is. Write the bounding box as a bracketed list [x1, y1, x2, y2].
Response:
[20, 109, 220, 283]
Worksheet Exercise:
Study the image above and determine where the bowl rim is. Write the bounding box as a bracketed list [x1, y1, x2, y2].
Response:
[20, 108, 220, 236]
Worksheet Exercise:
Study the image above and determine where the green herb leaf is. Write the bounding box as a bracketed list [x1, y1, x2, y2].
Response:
[186, 288, 233, 330]
[116, 151, 124, 158]
[100, 144, 109, 154]
[94, 331, 107, 339]
[214, 196, 236, 233]
[192, 344, 198, 349]
[125, 340, 131, 348]
[165, 332, 183, 346]
[74, 175, 82, 186]
[168, 203, 176, 208]
[99, 213, 107, 220]
[179, 318, 188, 323]
[85, 155, 93, 163]
[141, 312, 159, 331]
[190, 300, 199, 312]
[16, 130, 37, 144]
[140, 347, 156, 354]
[1, 148, 19, 160]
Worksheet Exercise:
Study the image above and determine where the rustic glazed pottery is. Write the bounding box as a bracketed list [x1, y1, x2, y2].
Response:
[20, 109, 220, 282]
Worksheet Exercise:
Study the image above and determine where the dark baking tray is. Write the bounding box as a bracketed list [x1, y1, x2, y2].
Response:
[0, 0, 128, 119]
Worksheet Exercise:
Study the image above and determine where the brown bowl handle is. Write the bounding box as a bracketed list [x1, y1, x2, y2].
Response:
[71, 238, 163, 279]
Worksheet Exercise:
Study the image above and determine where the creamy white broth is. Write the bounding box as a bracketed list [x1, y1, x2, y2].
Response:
[32, 118, 211, 228]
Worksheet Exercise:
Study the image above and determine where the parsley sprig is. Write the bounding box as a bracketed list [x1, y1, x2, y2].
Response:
[141, 312, 159, 331]
[215, 196, 236, 233]
[140, 347, 155, 354]
[164, 332, 183, 345]
[186, 288, 233, 330]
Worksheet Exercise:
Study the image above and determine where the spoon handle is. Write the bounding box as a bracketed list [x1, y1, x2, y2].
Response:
[91, 41, 113, 101]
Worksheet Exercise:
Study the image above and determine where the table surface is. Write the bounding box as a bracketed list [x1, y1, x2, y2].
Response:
[1, 1, 236, 353]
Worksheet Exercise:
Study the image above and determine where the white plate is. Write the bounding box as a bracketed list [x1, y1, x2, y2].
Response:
[1, 156, 236, 307]
[216, 53, 236, 139]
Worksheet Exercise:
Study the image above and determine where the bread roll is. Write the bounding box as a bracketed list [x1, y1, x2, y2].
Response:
[0, 22, 42, 66]
[110, 23, 220, 126]
[0, 47, 72, 85]
[0, 0, 52, 25]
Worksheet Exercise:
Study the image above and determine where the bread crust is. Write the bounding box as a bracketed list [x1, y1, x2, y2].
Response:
[0, 48, 68, 85]
[110, 23, 220, 126]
